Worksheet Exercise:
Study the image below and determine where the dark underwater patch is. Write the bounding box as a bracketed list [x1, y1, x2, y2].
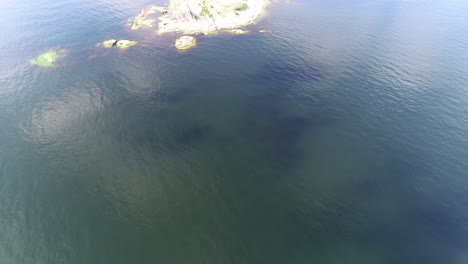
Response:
[240, 84, 335, 169]
[318, 152, 468, 264]
[170, 123, 212, 148]
[254, 113, 332, 167]
[252, 60, 326, 86]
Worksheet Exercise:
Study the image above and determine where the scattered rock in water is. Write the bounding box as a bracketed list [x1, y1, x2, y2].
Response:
[175, 36, 196, 50]
[259, 29, 272, 33]
[225, 29, 248, 34]
[98, 40, 138, 49]
[102, 39, 117, 48]
[116, 40, 138, 49]
[29, 49, 66, 67]
[132, 5, 167, 30]
[157, 0, 269, 35]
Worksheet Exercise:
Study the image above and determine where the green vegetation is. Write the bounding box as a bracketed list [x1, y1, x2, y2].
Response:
[200, 4, 210, 15]
[235, 3, 248, 11]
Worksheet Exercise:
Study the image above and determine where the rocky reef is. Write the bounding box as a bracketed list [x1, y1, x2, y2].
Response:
[156, 0, 269, 34]
[175, 36, 197, 50]
[29, 49, 66, 67]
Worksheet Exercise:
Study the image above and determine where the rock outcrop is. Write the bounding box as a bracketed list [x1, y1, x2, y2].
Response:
[100, 39, 138, 49]
[132, 5, 167, 30]
[102, 39, 117, 48]
[116, 40, 138, 49]
[156, 0, 269, 34]
[175, 36, 197, 49]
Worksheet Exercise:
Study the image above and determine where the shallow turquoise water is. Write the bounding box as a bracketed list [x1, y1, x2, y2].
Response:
[1, 0, 468, 263]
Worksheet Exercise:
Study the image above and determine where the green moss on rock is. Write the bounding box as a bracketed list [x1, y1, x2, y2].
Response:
[29, 49, 66, 67]
[102, 39, 117, 48]
[116, 40, 138, 49]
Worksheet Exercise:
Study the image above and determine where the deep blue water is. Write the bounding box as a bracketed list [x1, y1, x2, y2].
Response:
[2, 0, 468, 263]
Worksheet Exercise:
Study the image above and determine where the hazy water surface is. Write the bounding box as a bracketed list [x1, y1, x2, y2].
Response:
[1, 0, 468, 263]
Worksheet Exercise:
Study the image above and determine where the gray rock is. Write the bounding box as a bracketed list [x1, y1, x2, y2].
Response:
[175, 36, 196, 49]
[102, 39, 117, 48]
[116, 40, 138, 49]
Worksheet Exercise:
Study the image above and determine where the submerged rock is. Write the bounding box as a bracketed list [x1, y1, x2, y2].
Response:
[102, 39, 117, 48]
[225, 29, 248, 34]
[116, 40, 138, 49]
[157, 0, 269, 34]
[29, 49, 66, 67]
[175, 36, 196, 50]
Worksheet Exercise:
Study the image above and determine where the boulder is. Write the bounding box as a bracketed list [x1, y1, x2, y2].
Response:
[102, 39, 117, 48]
[116, 40, 138, 49]
[175, 36, 196, 50]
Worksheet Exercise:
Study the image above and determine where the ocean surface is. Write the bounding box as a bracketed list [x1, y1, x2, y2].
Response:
[1, 0, 468, 263]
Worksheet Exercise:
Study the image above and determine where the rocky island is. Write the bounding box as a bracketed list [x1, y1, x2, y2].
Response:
[157, 0, 269, 34]
[132, 0, 269, 35]
[129, 0, 270, 50]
